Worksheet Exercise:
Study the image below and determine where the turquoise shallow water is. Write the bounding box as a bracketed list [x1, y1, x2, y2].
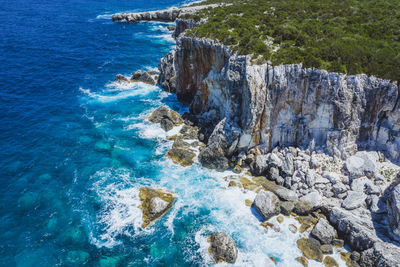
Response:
[0, 0, 348, 266]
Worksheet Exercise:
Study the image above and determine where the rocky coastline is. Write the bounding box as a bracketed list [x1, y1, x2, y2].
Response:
[112, 7, 400, 266]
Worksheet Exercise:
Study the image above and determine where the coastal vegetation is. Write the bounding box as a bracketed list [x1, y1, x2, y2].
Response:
[184, 0, 400, 80]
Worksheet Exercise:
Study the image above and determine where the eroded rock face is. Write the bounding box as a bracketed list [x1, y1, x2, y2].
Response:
[162, 37, 400, 161]
[207, 232, 238, 263]
[253, 190, 280, 220]
[387, 182, 400, 238]
[198, 118, 240, 171]
[138, 187, 175, 228]
[158, 51, 176, 92]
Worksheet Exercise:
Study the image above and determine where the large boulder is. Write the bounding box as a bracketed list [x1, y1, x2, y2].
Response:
[138, 187, 175, 228]
[253, 190, 280, 220]
[310, 218, 337, 244]
[208, 233, 238, 263]
[341, 190, 366, 210]
[345, 151, 379, 178]
[250, 155, 269, 176]
[386, 182, 400, 238]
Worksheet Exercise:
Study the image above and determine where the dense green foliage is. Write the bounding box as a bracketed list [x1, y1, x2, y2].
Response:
[184, 0, 400, 80]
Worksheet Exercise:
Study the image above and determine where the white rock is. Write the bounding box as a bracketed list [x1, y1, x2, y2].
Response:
[342, 190, 366, 210]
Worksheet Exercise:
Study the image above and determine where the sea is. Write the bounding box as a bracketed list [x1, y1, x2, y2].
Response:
[0, 0, 346, 266]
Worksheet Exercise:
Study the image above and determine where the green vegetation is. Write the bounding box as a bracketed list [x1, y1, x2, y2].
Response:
[184, 0, 400, 80]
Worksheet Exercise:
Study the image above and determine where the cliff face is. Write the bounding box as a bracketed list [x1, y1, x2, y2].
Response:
[161, 36, 400, 161]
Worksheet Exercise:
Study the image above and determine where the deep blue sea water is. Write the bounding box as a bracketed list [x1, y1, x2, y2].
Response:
[0, 0, 347, 266]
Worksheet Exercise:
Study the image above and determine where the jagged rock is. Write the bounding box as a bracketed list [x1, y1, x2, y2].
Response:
[114, 74, 129, 83]
[386, 182, 400, 238]
[179, 125, 199, 139]
[250, 155, 269, 176]
[253, 190, 280, 220]
[310, 218, 337, 244]
[360, 242, 400, 267]
[131, 70, 157, 85]
[297, 237, 323, 261]
[208, 233, 238, 263]
[323, 255, 338, 267]
[328, 206, 378, 251]
[345, 151, 379, 178]
[160, 118, 174, 131]
[268, 166, 281, 181]
[138, 187, 175, 228]
[148, 106, 183, 126]
[341, 190, 366, 210]
[199, 119, 239, 171]
[158, 50, 176, 92]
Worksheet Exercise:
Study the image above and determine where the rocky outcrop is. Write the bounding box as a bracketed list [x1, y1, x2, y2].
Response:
[207, 232, 238, 263]
[148, 105, 183, 129]
[112, 4, 221, 23]
[387, 182, 400, 238]
[138, 187, 175, 228]
[161, 36, 400, 162]
[131, 70, 157, 85]
[114, 70, 158, 85]
[158, 51, 176, 92]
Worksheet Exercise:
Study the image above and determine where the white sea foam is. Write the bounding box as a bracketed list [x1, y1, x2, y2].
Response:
[79, 83, 156, 103]
[89, 169, 155, 248]
[96, 14, 112, 20]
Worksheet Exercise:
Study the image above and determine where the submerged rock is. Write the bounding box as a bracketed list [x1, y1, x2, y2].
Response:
[138, 187, 175, 228]
[208, 232, 238, 263]
[253, 190, 280, 220]
[297, 237, 323, 261]
[114, 74, 129, 83]
[131, 70, 157, 85]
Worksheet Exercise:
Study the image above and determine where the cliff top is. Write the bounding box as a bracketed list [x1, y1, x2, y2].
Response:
[182, 0, 400, 81]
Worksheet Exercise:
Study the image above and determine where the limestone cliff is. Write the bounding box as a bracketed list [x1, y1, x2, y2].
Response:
[160, 36, 400, 162]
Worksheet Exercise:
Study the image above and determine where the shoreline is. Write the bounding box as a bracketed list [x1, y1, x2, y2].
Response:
[111, 5, 400, 266]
